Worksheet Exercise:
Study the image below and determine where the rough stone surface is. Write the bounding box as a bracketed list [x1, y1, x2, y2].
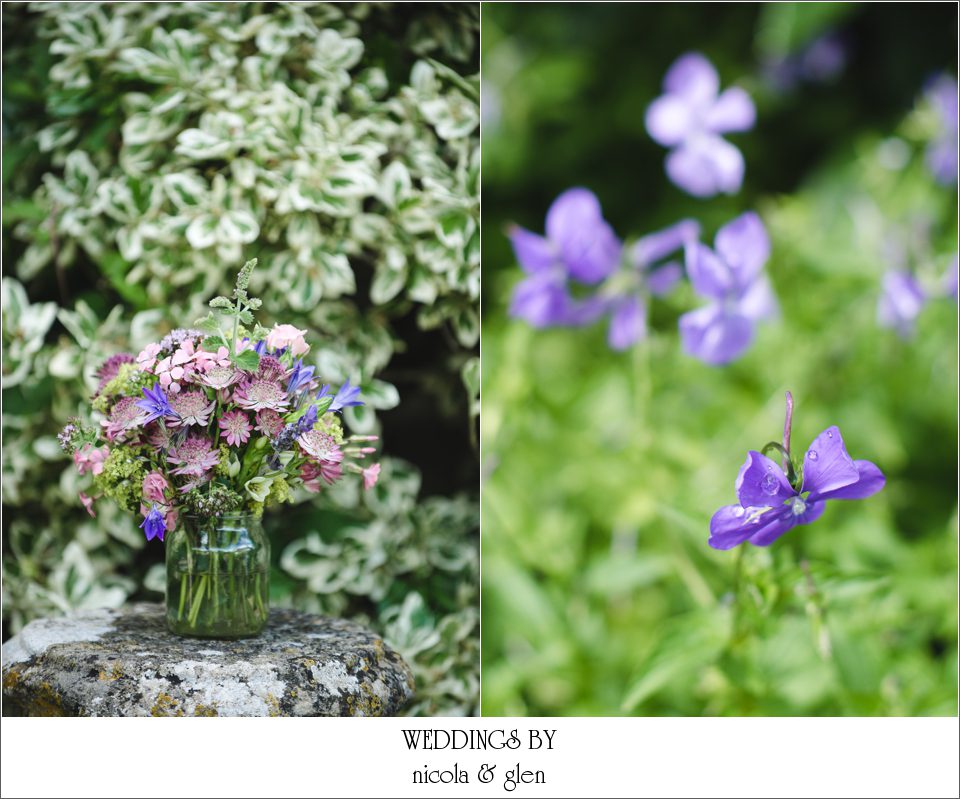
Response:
[2, 603, 414, 717]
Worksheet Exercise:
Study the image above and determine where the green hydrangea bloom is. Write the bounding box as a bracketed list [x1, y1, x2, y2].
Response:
[92, 447, 146, 512]
[264, 476, 293, 508]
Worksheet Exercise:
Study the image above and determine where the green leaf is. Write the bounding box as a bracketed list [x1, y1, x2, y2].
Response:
[202, 335, 227, 352]
[232, 349, 260, 372]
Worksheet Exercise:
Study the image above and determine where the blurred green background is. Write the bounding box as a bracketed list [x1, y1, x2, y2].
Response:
[481, 3, 958, 715]
[2, 2, 479, 715]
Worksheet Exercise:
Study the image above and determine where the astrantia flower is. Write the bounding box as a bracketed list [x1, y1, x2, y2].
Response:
[606, 219, 701, 350]
[198, 364, 243, 390]
[256, 355, 288, 384]
[709, 426, 884, 550]
[234, 378, 290, 412]
[136, 385, 179, 426]
[74, 443, 109, 476]
[265, 324, 310, 356]
[168, 390, 216, 427]
[300, 460, 342, 492]
[219, 410, 252, 447]
[139, 504, 167, 543]
[679, 212, 776, 365]
[877, 270, 926, 338]
[645, 52, 756, 197]
[94, 353, 134, 396]
[102, 396, 145, 440]
[297, 428, 344, 465]
[508, 189, 621, 327]
[255, 408, 285, 437]
[166, 435, 220, 477]
[329, 379, 364, 412]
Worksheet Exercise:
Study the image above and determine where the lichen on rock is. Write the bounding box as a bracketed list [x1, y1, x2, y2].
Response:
[1, 604, 414, 717]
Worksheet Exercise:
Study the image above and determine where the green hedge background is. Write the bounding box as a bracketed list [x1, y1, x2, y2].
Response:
[2, 2, 479, 716]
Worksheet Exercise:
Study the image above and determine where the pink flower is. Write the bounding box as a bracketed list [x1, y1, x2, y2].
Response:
[297, 429, 343, 464]
[255, 409, 285, 437]
[199, 364, 243, 390]
[142, 471, 170, 504]
[219, 410, 252, 447]
[300, 460, 342, 492]
[101, 396, 145, 441]
[266, 324, 310, 356]
[155, 356, 185, 393]
[168, 390, 216, 427]
[166, 435, 220, 477]
[136, 342, 162, 372]
[74, 443, 109, 476]
[195, 346, 231, 373]
[79, 492, 96, 518]
[234, 378, 289, 412]
[362, 463, 381, 490]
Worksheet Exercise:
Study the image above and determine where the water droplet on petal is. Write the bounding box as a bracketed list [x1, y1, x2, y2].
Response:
[808, 449, 819, 461]
[827, 431, 833, 438]
[761, 473, 779, 495]
[734, 507, 745, 518]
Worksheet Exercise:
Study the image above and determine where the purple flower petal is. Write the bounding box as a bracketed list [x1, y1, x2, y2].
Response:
[662, 52, 719, 105]
[715, 212, 770, 287]
[685, 241, 733, 301]
[607, 296, 646, 350]
[647, 261, 684, 296]
[546, 188, 621, 284]
[633, 219, 701, 267]
[645, 94, 698, 147]
[944, 255, 959, 300]
[814, 460, 885, 501]
[679, 305, 754, 365]
[705, 87, 756, 134]
[509, 225, 557, 274]
[735, 275, 778, 321]
[747, 506, 808, 546]
[509, 270, 571, 328]
[735, 451, 795, 508]
[709, 504, 791, 550]
[666, 134, 745, 197]
[878, 271, 926, 338]
[802, 426, 861, 499]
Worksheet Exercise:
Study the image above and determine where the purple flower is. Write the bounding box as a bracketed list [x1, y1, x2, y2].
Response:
[679, 212, 776, 365]
[877, 271, 926, 338]
[924, 74, 958, 185]
[286, 359, 316, 394]
[709, 426, 885, 550]
[645, 52, 755, 197]
[329, 378, 364, 412]
[605, 219, 701, 351]
[508, 188, 621, 327]
[136, 385, 179, 425]
[139, 504, 167, 543]
[297, 404, 318, 433]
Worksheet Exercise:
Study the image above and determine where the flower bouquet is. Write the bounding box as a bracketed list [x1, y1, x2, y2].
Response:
[59, 260, 381, 638]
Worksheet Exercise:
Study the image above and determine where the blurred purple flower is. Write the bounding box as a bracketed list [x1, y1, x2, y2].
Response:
[710, 426, 884, 550]
[645, 52, 755, 197]
[925, 74, 958, 185]
[605, 219, 701, 350]
[800, 33, 847, 82]
[508, 188, 621, 327]
[877, 270, 926, 338]
[679, 212, 776, 364]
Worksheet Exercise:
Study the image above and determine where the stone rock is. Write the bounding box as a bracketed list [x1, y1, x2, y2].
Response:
[2, 603, 414, 717]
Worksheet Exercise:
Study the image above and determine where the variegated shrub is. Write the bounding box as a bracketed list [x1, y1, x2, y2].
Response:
[1, 2, 479, 716]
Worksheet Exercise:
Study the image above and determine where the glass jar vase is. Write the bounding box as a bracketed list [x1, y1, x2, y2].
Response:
[165, 513, 269, 638]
